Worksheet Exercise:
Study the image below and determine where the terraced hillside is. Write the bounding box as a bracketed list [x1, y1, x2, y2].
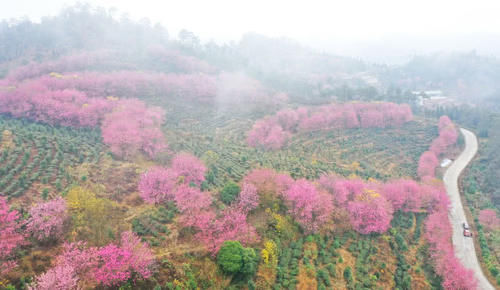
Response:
[162, 102, 437, 186]
[0, 117, 102, 203]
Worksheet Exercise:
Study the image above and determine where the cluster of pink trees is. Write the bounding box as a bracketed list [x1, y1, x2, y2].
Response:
[30, 231, 155, 289]
[4, 61, 278, 108]
[0, 78, 168, 158]
[243, 169, 394, 235]
[193, 208, 260, 254]
[242, 168, 476, 288]
[26, 197, 68, 242]
[1, 52, 292, 159]
[383, 179, 449, 213]
[412, 116, 477, 288]
[138, 153, 260, 254]
[235, 183, 260, 214]
[425, 211, 477, 289]
[478, 209, 500, 231]
[319, 176, 395, 234]
[1, 66, 291, 158]
[101, 99, 167, 158]
[0, 197, 26, 275]
[247, 102, 413, 149]
[417, 116, 458, 179]
[29, 263, 79, 290]
[429, 116, 459, 156]
[138, 152, 207, 204]
[284, 179, 333, 233]
[240, 169, 451, 236]
[138, 159, 474, 289]
[246, 119, 290, 150]
[171, 153, 207, 186]
[6, 51, 113, 81]
[0, 79, 116, 127]
[347, 195, 394, 235]
[7, 48, 215, 82]
[138, 167, 178, 204]
[21, 71, 218, 103]
[417, 151, 440, 179]
[243, 169, 293, 196]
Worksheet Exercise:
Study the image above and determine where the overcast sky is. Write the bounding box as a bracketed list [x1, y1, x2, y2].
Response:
[3, 0, 500, 62]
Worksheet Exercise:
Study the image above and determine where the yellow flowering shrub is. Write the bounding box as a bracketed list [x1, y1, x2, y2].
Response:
[66, 186, 124, 246]
[261, 240, 278, 267]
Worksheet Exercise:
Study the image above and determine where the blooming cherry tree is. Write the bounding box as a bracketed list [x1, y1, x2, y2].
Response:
[0, 196, 25, 274]
[479, 209, 500, 231]
[138, 167, 178, 204]
[283, 179, 333, 233]
[346, 189, 394, 234]
[236, 183, 260, 213]
[194, 208, 259, 254]
[101, 99, 167, 159]
[417, 151, 439, 179]
[29, 264, 79, 290]
[171, 152, 207, 186]
[26, 197, 68, 242]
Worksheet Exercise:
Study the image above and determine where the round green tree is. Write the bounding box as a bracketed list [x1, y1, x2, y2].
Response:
[217, 241, 244, 274]
[217, 241, 258, 276]
[220, 182, 241, 204]
[240, 247, 257, 275]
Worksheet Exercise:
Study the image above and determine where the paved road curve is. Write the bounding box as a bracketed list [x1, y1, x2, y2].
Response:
[443, 128, 495, 290]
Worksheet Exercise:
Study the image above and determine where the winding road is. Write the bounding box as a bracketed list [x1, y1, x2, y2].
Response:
[443, 128, 495, 290]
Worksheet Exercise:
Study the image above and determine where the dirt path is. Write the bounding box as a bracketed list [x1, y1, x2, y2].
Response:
[443, 128, 495, 290]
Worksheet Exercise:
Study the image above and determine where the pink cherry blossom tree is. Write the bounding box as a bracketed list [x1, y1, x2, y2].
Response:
[32, 232, 154, 289]
[417, 151, 439, 179]
[324, 177, 366, 206]
[194, 208, 259, 254]
[93, 245, 133, 286]
[94, 231, 155, 286]
[119, 231, 155, 280]
[171, 152, 207, 186]
[319, 174, 398, 234]
[425, 211, 478, 289]
[101, 99, 167, 159]
[439, 253, 478, 289]
[438, 115, 453, 132]
[247, 102, 412, 150]
[0, 196, 26, 275]
[247, 118, 289, 150]
[283, 179, 333, 233]
[26, 197, 68, 242]
[429, 138, 448, 156]
[359, 109, 385, 128]
[56, 241, 98, 282]
[276, 109, 299, 131]
[174, 184, 213, 227]
[346, 190, 394, 234]
[429, 115, 458, 156]
[138, 167, 178, 204]
[478, 209, 500, 231]
[29, 264, 79, 290]
[236, 183, 260, 213]
[383, 179, 423, 212]
[439, 126, 458, 147]
[243, 168, 293, 196]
